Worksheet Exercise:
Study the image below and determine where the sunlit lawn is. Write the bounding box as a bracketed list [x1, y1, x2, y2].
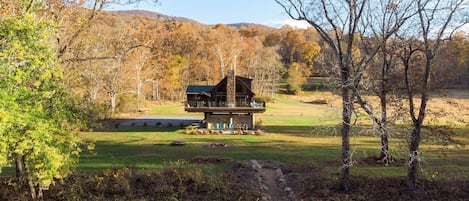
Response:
[78, 92, 469, 178]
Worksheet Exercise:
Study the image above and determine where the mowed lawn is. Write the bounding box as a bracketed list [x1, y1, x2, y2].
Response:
[79, 92, 469, 178]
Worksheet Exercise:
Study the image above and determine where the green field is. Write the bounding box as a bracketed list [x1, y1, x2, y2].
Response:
[78, 92, 469, 178]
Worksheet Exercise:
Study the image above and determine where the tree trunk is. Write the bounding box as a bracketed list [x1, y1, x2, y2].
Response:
[379, 90, 389, 165]
[109, 91, 117, 113]
[151, 80, 156, 101]
[407, 125, 421, 189]
[340, 83, 352, 192]
[379, 122, 389, 164]
[24, 156, 42, 200]
[15, 153, 24, 177]
[136, 69, 142, 111]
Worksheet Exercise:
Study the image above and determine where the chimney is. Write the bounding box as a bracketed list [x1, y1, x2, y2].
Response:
[226, 69, 236, 107]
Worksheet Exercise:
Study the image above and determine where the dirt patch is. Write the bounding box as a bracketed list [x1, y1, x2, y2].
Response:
[357, 156, 407, 167]
[202, 143, 229, 149]
[190, 156, 232, 164]
[228, 160, 469, 201]
[1, 161, 468, 201]
[298, 170, 469, 201]
[259, 168, 290, 201]
[230, 160, 299, 201]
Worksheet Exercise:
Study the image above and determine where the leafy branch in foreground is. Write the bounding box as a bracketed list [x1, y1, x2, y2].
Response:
[0, 13, 82, 200]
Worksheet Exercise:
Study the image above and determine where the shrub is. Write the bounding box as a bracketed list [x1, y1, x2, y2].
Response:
[255, 130, 265, 136]
[286, 83, 302, 95]
[117, 93, 138, 113]
[184, 128, 192, 135]
[256, 117, 264, 127]
[184, 126, 198, 135]
[246, 130, 255, 135]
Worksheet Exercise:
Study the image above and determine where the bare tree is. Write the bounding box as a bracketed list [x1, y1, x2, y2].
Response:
[355, 0, 416, 165]
[397, 0, 467, 189]
[276, 0, 418, 190]
[275, 0, 369, 191]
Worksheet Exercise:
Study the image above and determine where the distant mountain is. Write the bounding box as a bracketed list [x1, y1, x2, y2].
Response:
[228, 22, 275, 30]
[113, 10, 198, 24]
[112, 10, 276, 30]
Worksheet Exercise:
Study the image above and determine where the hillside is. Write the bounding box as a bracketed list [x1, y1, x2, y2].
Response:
[112, 9, 276, 31]
[113, 10, 197, 23]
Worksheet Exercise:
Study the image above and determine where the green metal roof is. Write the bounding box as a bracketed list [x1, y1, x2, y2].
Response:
[186, 85, 214, 94]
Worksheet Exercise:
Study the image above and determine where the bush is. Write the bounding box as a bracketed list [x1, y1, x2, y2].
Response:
[117, 94, 137, 113]
[184, 128, 192, 135]
[184, 126, 197, 135]
[256, 117, 264, 127]
[286, 83, 302, 95]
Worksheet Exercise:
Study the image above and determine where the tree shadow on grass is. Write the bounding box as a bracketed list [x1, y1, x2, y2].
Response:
[262, 125, 341, 137]
[94, 117, 202, 132]
[77, 137, 342, 172]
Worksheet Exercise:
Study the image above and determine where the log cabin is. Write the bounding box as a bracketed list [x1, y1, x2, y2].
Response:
[185, 69, 265, 130]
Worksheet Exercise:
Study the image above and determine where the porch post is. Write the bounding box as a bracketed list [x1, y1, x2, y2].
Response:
[250, 113, 255, 129]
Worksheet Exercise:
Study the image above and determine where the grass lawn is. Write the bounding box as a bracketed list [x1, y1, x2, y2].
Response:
[78, 92, 469, 179]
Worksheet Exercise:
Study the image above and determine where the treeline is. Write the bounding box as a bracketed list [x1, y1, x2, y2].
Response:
[58, 8, 469, 114]
[59, 9, 325, 113]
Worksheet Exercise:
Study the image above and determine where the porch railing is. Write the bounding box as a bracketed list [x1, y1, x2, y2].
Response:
[185, 101, 265, 108]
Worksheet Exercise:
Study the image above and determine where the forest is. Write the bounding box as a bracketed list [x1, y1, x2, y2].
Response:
[1, 0, 469, 200]
[3, 1, 469, 115]
[64, 8, 469, 115]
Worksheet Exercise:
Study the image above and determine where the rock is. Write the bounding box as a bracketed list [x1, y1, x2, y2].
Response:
[251, 159, 263, 169]
[202, 143, 228, 148]
[288, 192, 298, 201]
[279, 180, 288, 189]
[170, 139, 186, 146]
[262, 195, 272, 201]
[276, 168, 284, 177]
[260, 184, 269, 191]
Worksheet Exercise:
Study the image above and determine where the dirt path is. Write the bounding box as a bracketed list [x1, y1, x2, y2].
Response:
[249, 160, 297, 201]
[259, 168, 290, 201]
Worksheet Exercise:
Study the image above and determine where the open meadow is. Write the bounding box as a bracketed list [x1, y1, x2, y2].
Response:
[67, 91, 469, 200]
[2, 91, 468, 200]
[79, 91, 469, 176]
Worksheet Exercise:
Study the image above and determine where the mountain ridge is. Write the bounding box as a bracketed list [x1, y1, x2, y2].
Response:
[112, 9, 276, 30]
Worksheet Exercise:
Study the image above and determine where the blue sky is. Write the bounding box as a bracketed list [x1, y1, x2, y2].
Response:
[106, 0, 311, 28]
